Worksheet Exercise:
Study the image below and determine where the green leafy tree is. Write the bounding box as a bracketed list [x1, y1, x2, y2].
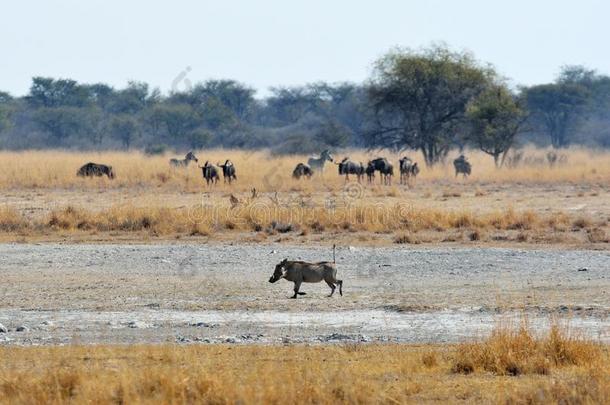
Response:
[187, 128, 212, 149]
[524, 81, 589, 148]
[27, 77, 92, 107]
[367, 45, 494, 165]
[109, 115, 139, 148]
[32, 107, 91, 142]
[315, 119, 351, 148]
[107, 81, 151, 114]
[466, 86, 527, 167]
[0, 91, 13, 133]
[155, 104, 200, 139]
[199, 97, 238, 131]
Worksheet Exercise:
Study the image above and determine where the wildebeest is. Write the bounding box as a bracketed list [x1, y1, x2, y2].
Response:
[336, 157, 364, 182]
[292, 163, 313, 179]
[365, 161, 375, 184]
[307, 150, 333, 173]
[370, 157, 394, 185]
[399, 157, 420, 185]
[217, 160, 237, 184]
[77, 162, 115, 179]
[199, 161, 220, 185]
[170, 151, 198, 167]
[268, 246, 343, 298]
[453, 155, 472, 178]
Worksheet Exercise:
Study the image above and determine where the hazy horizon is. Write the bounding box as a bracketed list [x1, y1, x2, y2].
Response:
[2, 0, 608, 97]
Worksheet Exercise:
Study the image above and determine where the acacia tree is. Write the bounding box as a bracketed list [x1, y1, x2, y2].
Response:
[466, 85, 527, 167]
[524, 82, 589, 148]
[367, 46, 493, 166]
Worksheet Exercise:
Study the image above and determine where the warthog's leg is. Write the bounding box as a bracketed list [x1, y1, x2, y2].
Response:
[325, 280, 336, 297]
[337, 280, 343, 296]
[291, 280, 303, 299]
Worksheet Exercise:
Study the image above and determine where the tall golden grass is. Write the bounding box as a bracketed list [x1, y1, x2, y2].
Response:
[0, 323, 607, 404]
[0, 147, 607, 192]
[0, 203, 606, 244]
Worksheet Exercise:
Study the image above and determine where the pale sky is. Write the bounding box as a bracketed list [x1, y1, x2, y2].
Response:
[1, 0, 608, 97]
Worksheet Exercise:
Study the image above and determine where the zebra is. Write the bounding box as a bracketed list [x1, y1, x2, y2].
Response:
[169, 151, 198, 167]
[307, 150, 334, 174]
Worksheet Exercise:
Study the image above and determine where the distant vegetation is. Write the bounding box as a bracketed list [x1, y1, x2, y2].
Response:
[0, 45, 609, 164]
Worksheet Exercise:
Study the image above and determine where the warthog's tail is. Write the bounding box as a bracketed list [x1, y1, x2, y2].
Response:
[332, 244, 336, 263]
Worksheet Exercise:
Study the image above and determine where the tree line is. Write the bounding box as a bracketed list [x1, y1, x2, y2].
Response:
[0, 45, 609, 166]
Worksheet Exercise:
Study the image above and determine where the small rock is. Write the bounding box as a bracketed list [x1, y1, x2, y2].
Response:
[0, 323, 7, 333]
[41, 320, 54, 327]
[348, 246, 356, 251]
[224, 337, 240, 344]
[190, 322, 216, 328]
[127, 321, 151, 329]
[16, 325, 29, 332]
[324, 333, 352, 341]
[577, 267, 588, 272]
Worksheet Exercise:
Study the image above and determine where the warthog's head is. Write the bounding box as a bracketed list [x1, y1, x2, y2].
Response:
[269, 259, 288, 283]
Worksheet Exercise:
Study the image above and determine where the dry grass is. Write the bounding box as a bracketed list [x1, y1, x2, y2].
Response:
[0, 147, 607, 244]
[0, 147, 607, 192]
[0, 202, 604, 245]
[0, 322, 607, 404]
[452, 319, 603, 376]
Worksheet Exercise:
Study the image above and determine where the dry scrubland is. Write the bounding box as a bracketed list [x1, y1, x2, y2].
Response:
[0, 148, 608, 245]
[0, 323, 607, 404]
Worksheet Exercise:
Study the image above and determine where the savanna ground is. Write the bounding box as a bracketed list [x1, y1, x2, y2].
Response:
[1, 147, 609, 404]
[0, 147, 608, 246]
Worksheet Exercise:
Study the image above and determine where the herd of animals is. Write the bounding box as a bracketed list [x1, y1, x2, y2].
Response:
[75, 149, 474, 185]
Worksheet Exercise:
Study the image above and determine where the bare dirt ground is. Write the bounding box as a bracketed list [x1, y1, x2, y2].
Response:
[1, 181, 608, 247]
[3, 182, 607, 220]
[1, 243, 608, 345]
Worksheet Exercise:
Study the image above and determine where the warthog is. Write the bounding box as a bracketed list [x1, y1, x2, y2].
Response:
[170, 151, 198, 167]
[217, 160, 237, 184]
[199, 161, 220, 185]
[336, 157, 364, 182]
[292, 163, 313, 179]
[453, 155, 472, 178]
[399, 157, 419, 185]
[77, 162, 115, 179]
[269, 247, 343, 298]
[307, 150, 333, 173]
[370, 157, 394, 185]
